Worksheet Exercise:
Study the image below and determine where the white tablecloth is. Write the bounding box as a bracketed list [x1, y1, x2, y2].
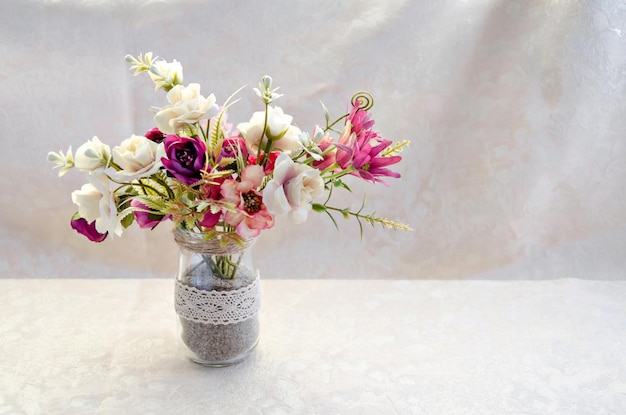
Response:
[1, 278, 624, 414]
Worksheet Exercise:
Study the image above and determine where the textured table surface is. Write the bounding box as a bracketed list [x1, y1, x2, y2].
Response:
[1, 278, 624, 414]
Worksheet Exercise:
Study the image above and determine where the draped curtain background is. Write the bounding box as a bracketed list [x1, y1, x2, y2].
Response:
[1, 0, 625, 279]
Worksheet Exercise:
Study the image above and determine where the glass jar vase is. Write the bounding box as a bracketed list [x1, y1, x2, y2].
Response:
[173, 227, 260, 366]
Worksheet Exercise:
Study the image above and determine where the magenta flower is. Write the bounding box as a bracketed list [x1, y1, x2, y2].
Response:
[161, 135, 206, 185]
[144, 127, 166, 143]
[198, 180, 224, 229]
[70, 214, 108, 242]
[218, 136, 249, 168]
[336, 101, 402, 185]
[130, 199, 170, 229]
[348, 99, 376, 138]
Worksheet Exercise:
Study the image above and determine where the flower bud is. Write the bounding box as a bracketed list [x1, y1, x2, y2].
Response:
[261, 75, 273, 90]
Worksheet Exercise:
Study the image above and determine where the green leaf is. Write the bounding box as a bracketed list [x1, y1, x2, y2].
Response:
[209, 108, 227, 150]
[333, 179, 352, 192]
[325, 210, 339, 230]
[121, 211, 135, 228]
[218, 157, 236, 167]
[355, 216, 364, 240]
[311, 203, 327, 213]
[320, 100, 330, 126]
[184, 216, 195, 230]
[134, 194, 167, 212]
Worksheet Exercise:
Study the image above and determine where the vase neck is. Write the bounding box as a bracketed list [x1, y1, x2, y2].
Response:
[173, 227, 256, 256]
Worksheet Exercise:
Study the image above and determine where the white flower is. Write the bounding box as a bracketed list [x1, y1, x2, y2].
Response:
[148, 58, 183, 91]
[262, 153, 324, 224]
[71, 183, 101, 223]
[74, 136, 111, 174]
[237, 106, 302, 154]
[111, 134, 165, 182]
[47, 146, 74, 177]
[296, 128, 324, 161]
[71, 175, 124, 238]
[153, 83, 218, 134]
[253, 75, 283, 104]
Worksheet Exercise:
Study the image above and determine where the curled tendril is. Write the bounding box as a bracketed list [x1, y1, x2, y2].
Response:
[350, 91, 374, 111]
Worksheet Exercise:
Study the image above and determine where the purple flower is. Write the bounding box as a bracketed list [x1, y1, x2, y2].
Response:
[130, 199, 170, 229]
[145, 127, 166, 143]
[161, 135, 206, 185]
[217, 136, 248, 170]
[220, 136, 249, 161]
[70, 215, 108, 242]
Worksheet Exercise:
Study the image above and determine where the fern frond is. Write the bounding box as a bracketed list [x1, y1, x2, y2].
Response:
[209, 96, 243, 153]
[209, 108, 228, 151]
[134, 194, 168, 212]
[217, 157, 236, 167]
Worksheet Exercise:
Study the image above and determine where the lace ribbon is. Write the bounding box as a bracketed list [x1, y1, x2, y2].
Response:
[174, 277, 261, 325]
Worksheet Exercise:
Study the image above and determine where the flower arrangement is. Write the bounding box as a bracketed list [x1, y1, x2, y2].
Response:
[48, 53, 411, 255]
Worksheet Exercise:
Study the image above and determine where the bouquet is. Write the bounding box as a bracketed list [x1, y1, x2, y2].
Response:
[48, 52, 410, 251]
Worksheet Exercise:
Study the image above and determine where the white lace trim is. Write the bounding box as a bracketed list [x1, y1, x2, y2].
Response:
[174, 277, 261, 325]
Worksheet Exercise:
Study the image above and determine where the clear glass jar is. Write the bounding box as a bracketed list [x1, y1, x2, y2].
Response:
[173, 227, 260, 366]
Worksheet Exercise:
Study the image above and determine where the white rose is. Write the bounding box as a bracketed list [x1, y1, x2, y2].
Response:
[148, 59, 183, 91]
[71, 183, 101, 223]
[71, 175, 123, 237]
[237, 106, 302, 155]
[153, 83, 218, 134]
[74, 136, 111, 174]
[262, 153, 324, 224]
[111, 134, 165, 182]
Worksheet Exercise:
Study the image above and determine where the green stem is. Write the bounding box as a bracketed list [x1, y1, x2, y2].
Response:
[209, 253, 241, 279]
[107, 175, 168, 198]
[323, 166, 355, 184]
[256, 102, 270, 165]
[108, 159, 123, 171]
[152, 174, 175, 199]
[261, 136, 274, 169]
[324, 114, 349, 133]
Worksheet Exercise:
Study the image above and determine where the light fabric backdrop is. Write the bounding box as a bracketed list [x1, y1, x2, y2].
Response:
[1, 0, 625, 279]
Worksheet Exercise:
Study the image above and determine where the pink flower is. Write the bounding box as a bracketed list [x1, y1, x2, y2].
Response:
[262, 153, 324, 224]
[221, 165, 274, 237]
[348, 99, 376, 138]
[336, 101, 402, 185]
[311, 134, 337, 171]
[130, 199, 171, 229]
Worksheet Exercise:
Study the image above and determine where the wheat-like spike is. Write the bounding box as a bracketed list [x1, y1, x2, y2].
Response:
[381, 140, 410, 157]
[364, 215, 413, 231]
[317, 203, 412, 232]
